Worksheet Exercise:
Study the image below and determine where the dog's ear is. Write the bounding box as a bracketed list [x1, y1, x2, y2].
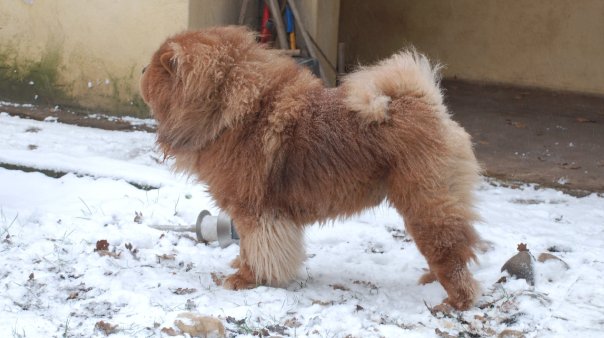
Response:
[160, 50, 176, 76]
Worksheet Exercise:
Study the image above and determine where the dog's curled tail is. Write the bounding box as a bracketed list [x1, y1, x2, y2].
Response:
[342, 49, 443, 123]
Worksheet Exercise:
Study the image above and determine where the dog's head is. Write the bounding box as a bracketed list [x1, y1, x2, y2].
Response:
[140, 26, 271, 154]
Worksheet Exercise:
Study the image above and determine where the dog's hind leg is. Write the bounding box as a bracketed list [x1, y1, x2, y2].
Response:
[387, 134, 481, 310]
[223, 214, 305, 289]
[388, 181, 480, 310]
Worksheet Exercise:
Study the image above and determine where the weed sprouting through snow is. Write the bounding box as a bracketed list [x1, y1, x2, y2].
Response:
[78, 197, 93, 219]
[1, 208, 18, 238]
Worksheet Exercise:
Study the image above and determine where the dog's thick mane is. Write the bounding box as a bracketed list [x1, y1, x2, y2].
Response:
[152, 26, 320, 156]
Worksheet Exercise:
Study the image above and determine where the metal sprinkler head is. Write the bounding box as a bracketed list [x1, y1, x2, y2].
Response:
[147, 210, 239, 248]
[195, 210, 239, 248]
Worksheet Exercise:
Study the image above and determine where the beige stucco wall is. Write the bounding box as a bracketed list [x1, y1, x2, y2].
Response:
[340, 0, 604, 95]
[189, 0, 243, 29]
[0, 0, 248, 115]
[0, 0, 192, 115]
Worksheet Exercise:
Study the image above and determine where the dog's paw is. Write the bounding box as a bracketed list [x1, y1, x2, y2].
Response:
[223, 272, 256, 290]
[442, 277, 480, 311]
[443, 296, 473, 311]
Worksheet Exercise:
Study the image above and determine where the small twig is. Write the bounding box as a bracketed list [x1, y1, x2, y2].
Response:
[147, 224, 195, 232]
[424, 300, 438, 317]
[477, 295, 506, 309]
[173, 195, 180, 216]
[0, 210, 18, 237]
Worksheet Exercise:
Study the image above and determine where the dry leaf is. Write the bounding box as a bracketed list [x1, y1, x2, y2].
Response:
[265, 324, 287, 335]
[498, 329, 525, 338]
[25, 126, 42, 133]
[474, 314, 486, 322]
[312, 299, 334, 306]
[537, 252, 570, 270]
[513, 122, 527, 128]
[485, 327, 497, 336]
[559, 162, 581, 170]
[95, 321, 118, 335]
[226, 316, 246, 326]
[160, 327, 179, 336]
[95, 240, 109, 251]
[506, 120, 527, 129]
[210, 272, 223, 286]
[576, 117, 596, 123]
[435, 328, 457, 338]
[353, 280, 379, 289]
[283, 317, 302, 328]
[172, 287, 197, 295]
[134, 211, 143, 224]
[125, 243, 139, 259]
[329, 283, 350, 291]
[156, 253, 176, 261]
[174, 313, 225, 338]
[97, 250, 121, 258]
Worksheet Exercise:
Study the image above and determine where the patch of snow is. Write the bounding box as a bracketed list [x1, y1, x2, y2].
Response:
[86, 112, 156, 127]
[43, 116, 58, 123]
[0, 100, 34, 108]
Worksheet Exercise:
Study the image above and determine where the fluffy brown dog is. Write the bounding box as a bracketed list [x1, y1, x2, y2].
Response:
[140, 26, 482, 310]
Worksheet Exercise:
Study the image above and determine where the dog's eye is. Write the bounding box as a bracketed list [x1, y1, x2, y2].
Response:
[142, 66, 147, 74]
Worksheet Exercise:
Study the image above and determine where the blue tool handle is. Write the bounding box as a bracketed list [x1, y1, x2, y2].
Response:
[285, 5, 294, 33]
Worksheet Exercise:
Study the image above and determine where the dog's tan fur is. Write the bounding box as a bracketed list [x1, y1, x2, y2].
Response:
[140, 26, 482, 310]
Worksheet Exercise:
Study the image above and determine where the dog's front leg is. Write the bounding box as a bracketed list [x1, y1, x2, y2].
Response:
[223, 214, 305, 290]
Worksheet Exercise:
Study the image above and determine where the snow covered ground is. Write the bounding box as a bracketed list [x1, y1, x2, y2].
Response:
[0, 112, 603, 337]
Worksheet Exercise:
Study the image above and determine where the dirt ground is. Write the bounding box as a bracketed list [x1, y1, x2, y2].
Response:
[443, 80, 604, 195]
[2, 80, 603, 195]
